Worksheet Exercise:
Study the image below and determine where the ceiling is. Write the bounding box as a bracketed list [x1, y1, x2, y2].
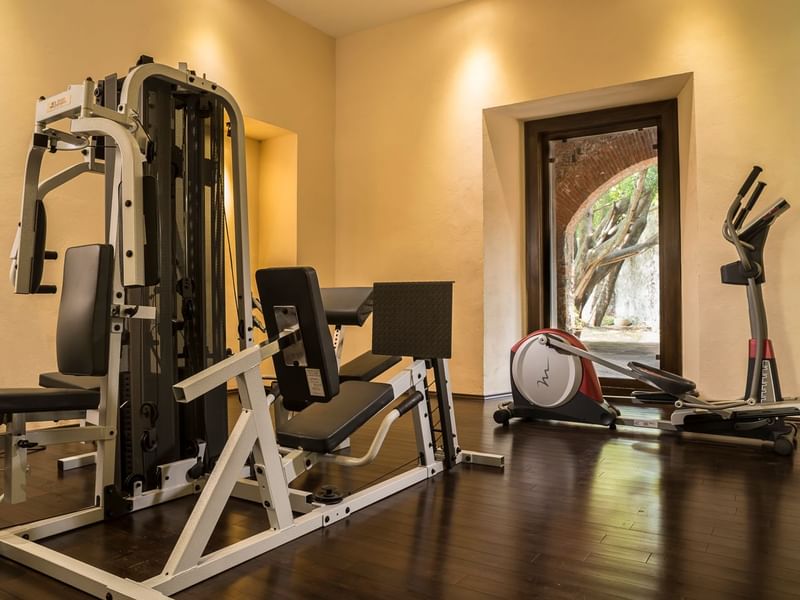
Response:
[267, 0, 465, 37]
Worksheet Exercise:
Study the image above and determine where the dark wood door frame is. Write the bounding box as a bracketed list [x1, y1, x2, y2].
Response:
[524, 100, 681, 390]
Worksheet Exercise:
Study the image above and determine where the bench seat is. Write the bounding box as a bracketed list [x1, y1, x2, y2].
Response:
[0, 388, 100, 414]
[276, 380, 395, 453]
[38, 372, 103, 391]
[339, 352, 401, 382]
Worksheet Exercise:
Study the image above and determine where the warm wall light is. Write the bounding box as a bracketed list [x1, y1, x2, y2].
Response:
[459, 46, 495, 97]
[190, 29, 225, 78]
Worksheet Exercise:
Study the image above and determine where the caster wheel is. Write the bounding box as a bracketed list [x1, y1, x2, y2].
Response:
[493, 409, 511, 426]
[774, 435, 795, 457]
[609, 422, 617, 431]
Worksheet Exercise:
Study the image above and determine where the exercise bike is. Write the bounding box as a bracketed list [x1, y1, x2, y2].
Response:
[494, 166, 799, 455]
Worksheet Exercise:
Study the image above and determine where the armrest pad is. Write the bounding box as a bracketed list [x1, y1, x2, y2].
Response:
[340, 352, 401, 382]
[39, 372, 102, 391]
[321, 287, 373, 326]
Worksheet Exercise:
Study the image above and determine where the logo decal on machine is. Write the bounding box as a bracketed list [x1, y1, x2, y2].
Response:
[537, 358, 551, 388]
[46, 92, 70, 113]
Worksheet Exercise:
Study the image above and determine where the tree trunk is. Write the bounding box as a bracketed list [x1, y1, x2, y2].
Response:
[573, 172, 656, 320]
[590, 262, 623, 326]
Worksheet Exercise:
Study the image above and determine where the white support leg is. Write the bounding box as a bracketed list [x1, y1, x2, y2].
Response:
[58, 451, 97, 473]
[2, 415, 28, 504]
[236, 367, 294, 529]
[412, 380, 437, 468]
[434, 359, 504, 468]
[1, 507, 104, 542]
[161, 409, 259, 576]
[0, 534, 168, 600]
[232, 480, 315, 514]
[94, 151, 124, 506]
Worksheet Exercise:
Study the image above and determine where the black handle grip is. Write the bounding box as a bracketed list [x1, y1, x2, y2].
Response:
[395, 391, 424, 417]
[738, 165, 763, 197]
[733, 181, 767, 230]
[44, 250, 58, 260]
[36, 285, 57, 294]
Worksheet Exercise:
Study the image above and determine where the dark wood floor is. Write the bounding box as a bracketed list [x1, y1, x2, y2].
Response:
[2, 399, 800, 599]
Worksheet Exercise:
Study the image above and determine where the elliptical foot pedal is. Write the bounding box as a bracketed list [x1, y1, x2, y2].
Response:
[628, 362, 696, 397]
[631, 390, 681, 405]
[313, 484, 344, 504]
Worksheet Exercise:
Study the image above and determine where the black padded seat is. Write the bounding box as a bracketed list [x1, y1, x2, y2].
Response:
[339, 351, 402, 382]
[276, 380, 395, 453]
[0, 388, 100, 414]
[0, 244, 112, 418]
[38, 372, 102, 391]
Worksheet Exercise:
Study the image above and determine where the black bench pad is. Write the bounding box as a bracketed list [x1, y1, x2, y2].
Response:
[339, 351, 401, 382]
[39, 372, 103, 391]
[276, 380, 395, 453]
[0, 388, 100, 414]
[320, 287, 373, 327]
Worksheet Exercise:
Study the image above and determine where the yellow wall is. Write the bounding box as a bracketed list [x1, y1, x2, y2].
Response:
[258, 133, 299, 267]
[1, 0, 798, 398]
[335, 0, 800, 396]
[0, 0, 334, 386]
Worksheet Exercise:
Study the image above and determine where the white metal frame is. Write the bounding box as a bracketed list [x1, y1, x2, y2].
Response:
[4, 61, 253, 504]
[0, 61, 255, 591]
[1, 61, 504, 599]
[10, 63, 253, 345]
[1, 317, 501, 598]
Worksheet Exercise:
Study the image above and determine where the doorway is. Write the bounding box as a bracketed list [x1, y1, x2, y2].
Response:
[525, 101, 680, 392]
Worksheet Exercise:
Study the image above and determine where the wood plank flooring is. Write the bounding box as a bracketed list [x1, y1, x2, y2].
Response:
[2, 399, 800, 599]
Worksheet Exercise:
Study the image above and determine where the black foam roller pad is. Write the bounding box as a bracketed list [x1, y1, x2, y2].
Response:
[372, 281, 453, 359]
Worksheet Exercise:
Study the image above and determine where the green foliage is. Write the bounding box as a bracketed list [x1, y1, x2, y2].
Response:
[573, 165, 658, 250]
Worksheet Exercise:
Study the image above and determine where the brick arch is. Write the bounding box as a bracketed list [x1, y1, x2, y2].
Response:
[564, 157, 657, 239]
[551, 127, 657, 230]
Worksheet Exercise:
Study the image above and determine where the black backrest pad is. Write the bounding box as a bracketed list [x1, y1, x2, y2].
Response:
[372, 281, 453, 359]
[320, 287, 373, 326]
[56, 244, 114, 376]
[256, 267, 340, 410]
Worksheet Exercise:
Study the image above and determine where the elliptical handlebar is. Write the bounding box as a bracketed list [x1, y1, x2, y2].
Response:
[733, 181, 767, 231]
[723, 166, 765, 274]
[738, 165, 763, 199]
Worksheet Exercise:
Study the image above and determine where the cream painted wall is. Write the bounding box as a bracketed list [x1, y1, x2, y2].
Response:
[253, 130, 299, 381]
[225, 132, 298, 384]
[335, 0, 800, 396]
[258, 134, 299, 267]
[0, 0, 334, 386]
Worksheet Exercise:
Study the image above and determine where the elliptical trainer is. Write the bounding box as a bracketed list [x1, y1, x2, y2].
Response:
[495, 166, 799, 455]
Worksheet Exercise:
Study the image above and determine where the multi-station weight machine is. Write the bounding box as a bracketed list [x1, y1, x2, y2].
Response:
[7, 56, 252, 509]
[0, 57, 502, 599]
